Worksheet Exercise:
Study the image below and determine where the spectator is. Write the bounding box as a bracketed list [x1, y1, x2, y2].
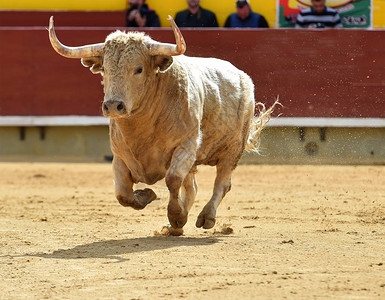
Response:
[175, 0, 218, 27]
[225, 0, 269, 28]
[295, 0, 342, 28]
[126, 0, 160, 27]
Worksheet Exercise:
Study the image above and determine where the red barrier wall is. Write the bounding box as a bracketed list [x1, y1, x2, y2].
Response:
[0, 27, 384, 118]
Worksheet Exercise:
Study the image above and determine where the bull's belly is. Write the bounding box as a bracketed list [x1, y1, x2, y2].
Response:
[136, 171, 165, 185]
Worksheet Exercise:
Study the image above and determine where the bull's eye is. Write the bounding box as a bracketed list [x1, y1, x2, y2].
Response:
[135, 66, 143, 74]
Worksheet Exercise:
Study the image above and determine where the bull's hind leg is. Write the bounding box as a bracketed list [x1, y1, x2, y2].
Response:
[113, 156, 157, 210]
[196, 162, 234, 229]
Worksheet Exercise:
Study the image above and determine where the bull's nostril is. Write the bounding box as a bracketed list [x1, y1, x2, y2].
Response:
[117, 103, 124, 112]
[103, 103, 109, 112]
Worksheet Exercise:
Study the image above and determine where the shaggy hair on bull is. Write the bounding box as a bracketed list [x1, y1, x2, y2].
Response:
[106, 31, 150, 45]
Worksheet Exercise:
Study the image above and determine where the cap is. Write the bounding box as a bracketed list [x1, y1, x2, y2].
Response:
[236, 0, 249, 8]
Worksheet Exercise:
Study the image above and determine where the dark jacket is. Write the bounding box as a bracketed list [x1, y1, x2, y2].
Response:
[175, 7, 218, 27]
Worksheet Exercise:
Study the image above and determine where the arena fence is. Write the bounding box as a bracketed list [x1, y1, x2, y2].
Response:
[0, 26, 384, 164]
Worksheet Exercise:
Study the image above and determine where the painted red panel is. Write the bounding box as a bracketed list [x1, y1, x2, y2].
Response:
[0, 27, 384, 118]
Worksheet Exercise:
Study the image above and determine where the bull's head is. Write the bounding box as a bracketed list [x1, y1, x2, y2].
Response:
[48, 16, 186, 118]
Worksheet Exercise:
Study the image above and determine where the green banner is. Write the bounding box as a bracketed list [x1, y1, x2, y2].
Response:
[279, 0, 371, 28]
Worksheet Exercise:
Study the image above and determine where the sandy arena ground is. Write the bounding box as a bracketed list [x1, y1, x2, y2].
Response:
[0, 162, 384, 299]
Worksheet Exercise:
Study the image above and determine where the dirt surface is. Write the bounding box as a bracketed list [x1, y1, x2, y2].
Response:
[1, 162, 384, 299]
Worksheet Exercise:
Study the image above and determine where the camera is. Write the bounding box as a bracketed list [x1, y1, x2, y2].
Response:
[131, 4, 148, 16]
[139, 7, 148, 16]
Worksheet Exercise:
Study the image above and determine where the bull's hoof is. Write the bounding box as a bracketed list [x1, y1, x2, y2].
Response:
[196, 214, 216, 229]
[196, 207, 216, 229]
[167, 203, 188, 229]
[168, 212, 188, 229]
[117, 188, 157, 210]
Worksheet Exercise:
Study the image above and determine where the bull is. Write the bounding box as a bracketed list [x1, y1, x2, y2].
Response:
[48, 16, 277, 230]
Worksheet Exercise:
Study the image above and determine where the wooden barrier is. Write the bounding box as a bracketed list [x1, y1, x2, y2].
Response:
[0, 27, 384, 118]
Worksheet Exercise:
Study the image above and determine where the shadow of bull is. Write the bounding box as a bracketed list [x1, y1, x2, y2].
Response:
[9, 236, 220, 263]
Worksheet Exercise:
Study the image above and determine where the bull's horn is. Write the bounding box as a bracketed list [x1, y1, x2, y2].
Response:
[48, 16, 104, 58]
[148, 15, 186, 56]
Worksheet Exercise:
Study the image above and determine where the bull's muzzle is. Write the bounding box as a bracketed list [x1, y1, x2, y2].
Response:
[102, 99, 126, 117]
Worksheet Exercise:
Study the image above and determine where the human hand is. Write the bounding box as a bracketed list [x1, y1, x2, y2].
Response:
[134, 12, 147, 27]
[128, 9, 139, 22]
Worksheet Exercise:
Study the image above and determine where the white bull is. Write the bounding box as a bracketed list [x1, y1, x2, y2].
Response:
[49, 16, 277, 230]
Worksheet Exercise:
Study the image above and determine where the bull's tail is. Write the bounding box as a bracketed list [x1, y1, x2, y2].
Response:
[245, 98, 281, 153]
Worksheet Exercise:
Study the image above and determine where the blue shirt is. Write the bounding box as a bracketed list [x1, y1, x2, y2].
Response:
[225, 11, 269, 28]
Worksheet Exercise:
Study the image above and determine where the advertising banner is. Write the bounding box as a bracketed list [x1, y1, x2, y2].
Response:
[279, 0, 371, 28]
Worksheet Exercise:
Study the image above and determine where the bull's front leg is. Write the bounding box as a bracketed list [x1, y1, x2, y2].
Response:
[166, 140, 197, 229]
[113, 156, 157, 210]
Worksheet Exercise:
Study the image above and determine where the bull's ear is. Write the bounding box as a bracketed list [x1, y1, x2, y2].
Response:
[81, 57, 103, 74]
[154, 55, 173, 73]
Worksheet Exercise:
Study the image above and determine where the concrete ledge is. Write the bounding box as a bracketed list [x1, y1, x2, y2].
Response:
[1, 116, 384, 128]
[0, 116, 109, 126]
[0, 125, 384, 164]
[268, 117, 385, 128]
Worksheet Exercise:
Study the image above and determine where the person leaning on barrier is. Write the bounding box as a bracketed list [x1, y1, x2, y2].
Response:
[126, 0, 160, 27]
[295, 0, 343, 28]
[175, 0, 218, 27]
[225, 0, 269, 28]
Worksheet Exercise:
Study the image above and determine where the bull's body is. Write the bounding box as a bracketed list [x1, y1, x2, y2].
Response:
[49, 16, 275, 230]
[111, 55, 253, 184]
